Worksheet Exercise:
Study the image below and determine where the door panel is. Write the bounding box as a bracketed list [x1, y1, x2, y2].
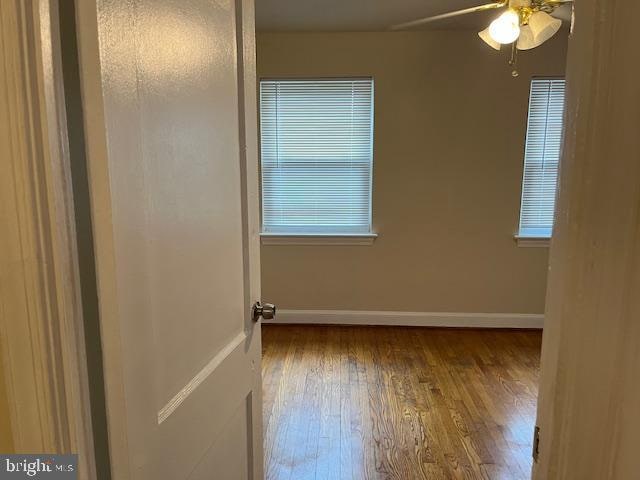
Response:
[188, 400, 251, 480]
[134, 0, 246, 411]
[75, 0, 262, 478]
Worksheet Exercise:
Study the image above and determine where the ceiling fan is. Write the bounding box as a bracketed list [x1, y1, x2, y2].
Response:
[391, 0, 573, 76]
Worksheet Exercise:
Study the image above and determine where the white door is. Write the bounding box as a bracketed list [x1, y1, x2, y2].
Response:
[75, 0, 264, 478]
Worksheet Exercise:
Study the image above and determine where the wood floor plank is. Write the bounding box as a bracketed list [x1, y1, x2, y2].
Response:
[262, 325, 541, 480]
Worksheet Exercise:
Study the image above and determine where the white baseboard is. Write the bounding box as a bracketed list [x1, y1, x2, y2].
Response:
[265, 309, 544, 329]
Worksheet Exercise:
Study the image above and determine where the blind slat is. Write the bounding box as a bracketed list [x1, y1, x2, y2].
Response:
[518, 78, 566, 238]
[260, 79, 374, 234]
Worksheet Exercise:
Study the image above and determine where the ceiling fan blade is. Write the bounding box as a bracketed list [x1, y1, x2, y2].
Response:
[391, 1, 507, 30]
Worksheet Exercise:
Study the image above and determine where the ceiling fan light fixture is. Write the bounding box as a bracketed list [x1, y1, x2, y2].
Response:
[488, 9, 521, 44]
[528, 10, 562, 45]
[516, 25, 540, 50]
[479, 27, 501, 50]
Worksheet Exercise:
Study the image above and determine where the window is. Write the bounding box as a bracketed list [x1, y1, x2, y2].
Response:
[259, 78, 374, 237]
[518, 78, 566, 240]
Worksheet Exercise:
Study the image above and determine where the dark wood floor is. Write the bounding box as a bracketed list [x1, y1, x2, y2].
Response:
[262, 325, 541, 480]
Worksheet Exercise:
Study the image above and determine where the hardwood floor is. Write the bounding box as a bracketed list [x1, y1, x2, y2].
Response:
[262, 325, 541, 480]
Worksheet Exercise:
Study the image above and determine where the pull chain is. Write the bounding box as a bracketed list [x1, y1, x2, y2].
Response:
[509, 42, 519, 77]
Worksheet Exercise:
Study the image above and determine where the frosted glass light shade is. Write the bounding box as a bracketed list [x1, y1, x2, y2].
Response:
[478, 27, 501, 50]
[529, 11, 562, 44]
[489, 10, 521, 44]
[517, 25, 540, 50]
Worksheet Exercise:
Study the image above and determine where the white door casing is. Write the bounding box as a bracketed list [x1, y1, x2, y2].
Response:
[75, 0, 263, 478]
[0, 1, 97, 474]
[533, 0, 640, 478]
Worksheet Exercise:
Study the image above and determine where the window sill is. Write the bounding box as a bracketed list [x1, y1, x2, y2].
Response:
[260, 233, 377, 246]
[514, 235, 551, 247]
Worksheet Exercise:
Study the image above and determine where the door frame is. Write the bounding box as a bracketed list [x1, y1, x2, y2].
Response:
[0, 0, 96, 477]
[534, 0, 640, 478]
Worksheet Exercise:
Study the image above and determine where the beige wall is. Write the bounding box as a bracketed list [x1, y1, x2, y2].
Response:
[258, 31, 567, 314]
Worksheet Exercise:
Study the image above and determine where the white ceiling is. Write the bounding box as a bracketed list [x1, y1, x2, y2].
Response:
[255, 0, 506, 32]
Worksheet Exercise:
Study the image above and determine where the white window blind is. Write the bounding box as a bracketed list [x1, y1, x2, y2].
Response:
[518, 78, 566, 238]
[259, 78, 374, 234]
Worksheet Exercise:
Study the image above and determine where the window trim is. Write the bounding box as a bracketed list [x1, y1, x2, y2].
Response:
[258, 76, 375, 239]
[513, 234, 551, 248]
[260, 232, 378, 246]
